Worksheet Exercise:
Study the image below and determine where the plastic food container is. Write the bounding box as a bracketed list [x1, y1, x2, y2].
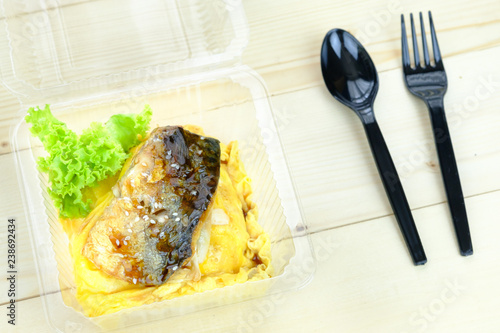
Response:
[3, 0, 315, 331]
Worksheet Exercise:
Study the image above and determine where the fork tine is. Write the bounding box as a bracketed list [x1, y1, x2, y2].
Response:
[401, 15, 411, 69]
[410, 13, 420, 68]
[419, 12, 430, 67]
[429, 11, 443, 67]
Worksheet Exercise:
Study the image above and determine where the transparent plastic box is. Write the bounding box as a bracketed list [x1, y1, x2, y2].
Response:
[3, 0, 315, 331]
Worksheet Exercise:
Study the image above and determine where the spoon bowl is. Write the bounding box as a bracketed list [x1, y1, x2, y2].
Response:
[321, 29, 379, 115]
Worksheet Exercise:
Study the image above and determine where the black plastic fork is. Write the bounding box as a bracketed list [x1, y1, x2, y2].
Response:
[401, 12, 473, 256]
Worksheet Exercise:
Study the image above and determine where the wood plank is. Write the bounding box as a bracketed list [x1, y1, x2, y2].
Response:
[243, 0, 500, 71]
[3, 189, 500, 332]
[0, 154, 40, 304]
[1, 296, 51, 333]
[271, 46, 500, 232]
[256, 20, 500, 99]
[0, 0, 500, 156]
[1, 46, 499, 302]
[226, 189, 500, 333]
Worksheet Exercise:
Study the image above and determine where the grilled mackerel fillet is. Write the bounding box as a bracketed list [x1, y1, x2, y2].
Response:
[82, 126, 220, 285]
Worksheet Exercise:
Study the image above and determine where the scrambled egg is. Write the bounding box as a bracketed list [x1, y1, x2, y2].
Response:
[61, 126, 272, 317]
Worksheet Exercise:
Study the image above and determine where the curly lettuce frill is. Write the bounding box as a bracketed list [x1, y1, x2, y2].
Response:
[25, 104, 152, 218]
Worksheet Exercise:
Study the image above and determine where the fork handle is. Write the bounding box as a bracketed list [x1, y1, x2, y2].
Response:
[363, 120, 427, 265]
[427, 98, 473, 256]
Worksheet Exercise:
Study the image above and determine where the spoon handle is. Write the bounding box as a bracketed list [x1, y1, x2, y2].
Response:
[363, 120, 427, 265]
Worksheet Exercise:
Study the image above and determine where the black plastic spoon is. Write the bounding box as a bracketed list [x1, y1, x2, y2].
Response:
[321, 29, 427, 265]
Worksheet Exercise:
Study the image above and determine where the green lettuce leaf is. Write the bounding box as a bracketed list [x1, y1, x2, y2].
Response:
[105, 104, 152, 152]
[25, 104, 153, 218]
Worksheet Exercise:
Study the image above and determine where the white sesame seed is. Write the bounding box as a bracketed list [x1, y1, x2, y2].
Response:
[159, 232, 165, 239]
[137, 205, 143, 209]
[141, 162, 147, 167]
[125, 211, 129, 216]
[128, 228, 132, 233]
[191, 190, 197, 195]
[141, 172, 148, 177]
[172, 212, 178, 216]
[123, 240, 128, 246]
[167, 150, 171, 155]
[150, 220, 156, 224]
[175, 217, 180, 222]
[201, 136, 205, 140]
[135, 217, 140, 222]
[125, 236, 130, 241]
[173, 266, 178, 271]
[108, 227, 112, 232]
[133, 278, 137, 284]
[143, 215, 149, 221]
[116, 240, 120, 246]
[158, 217, 165, 223]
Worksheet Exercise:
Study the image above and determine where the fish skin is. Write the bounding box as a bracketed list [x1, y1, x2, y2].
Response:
[82, 126, 220, 285]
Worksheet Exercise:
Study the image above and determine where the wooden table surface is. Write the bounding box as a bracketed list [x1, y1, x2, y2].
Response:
[1, 0, 500, 332]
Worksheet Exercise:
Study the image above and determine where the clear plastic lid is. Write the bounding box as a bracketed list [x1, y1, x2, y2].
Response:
[0, 0, 249, 106]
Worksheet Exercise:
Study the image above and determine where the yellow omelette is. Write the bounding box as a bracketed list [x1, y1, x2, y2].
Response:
[60, 125, 272, 317]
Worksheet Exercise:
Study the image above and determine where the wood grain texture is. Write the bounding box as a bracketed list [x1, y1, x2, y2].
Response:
[1, 0, 500, 332]
[243, 0, 500, 72]
[4, 189, 500, 332]
[1, 0, 500, 155]
[275, 46, 500, 232]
